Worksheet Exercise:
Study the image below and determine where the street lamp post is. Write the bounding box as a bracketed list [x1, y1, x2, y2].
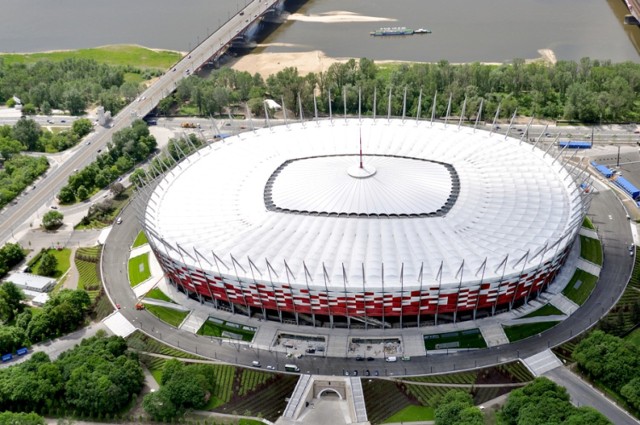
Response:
[617, 145, 621, 167]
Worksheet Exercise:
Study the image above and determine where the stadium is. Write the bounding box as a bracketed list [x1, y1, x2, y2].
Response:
[141, 116, 590, 328]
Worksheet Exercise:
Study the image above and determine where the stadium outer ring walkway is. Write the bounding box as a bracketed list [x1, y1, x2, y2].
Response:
[102, 170, 634, 377]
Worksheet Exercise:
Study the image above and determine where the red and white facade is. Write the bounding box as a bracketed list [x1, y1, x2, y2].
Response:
[143, 118, 589, 326]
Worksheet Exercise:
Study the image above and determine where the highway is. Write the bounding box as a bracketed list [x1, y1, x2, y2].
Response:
[0, 0, 278, 245]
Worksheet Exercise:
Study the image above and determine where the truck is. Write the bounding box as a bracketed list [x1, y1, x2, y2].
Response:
[284, 364, 300, 372]
[135, 303, 145, 310]
[181, 122, 197, 129]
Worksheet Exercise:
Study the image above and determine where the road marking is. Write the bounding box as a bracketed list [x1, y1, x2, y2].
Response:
[609, 215, 613, 220]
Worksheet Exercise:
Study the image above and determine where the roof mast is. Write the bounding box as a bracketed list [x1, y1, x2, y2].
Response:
[360, 127, 364, 169]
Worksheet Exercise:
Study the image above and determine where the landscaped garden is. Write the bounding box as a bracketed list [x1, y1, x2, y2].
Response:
[364, 361, 534, 424]
[521, 303, 564, 318]
[132, 230, 149, 248]
[580, 235, 603, 265]
[562, 269, 598, 305]
[424, 328, 487, 350]
[144, 287, 174, 303]
[503, 321, 560, 342]
[127, 331, 295, 422]
[128, 252, 151, 286]
[28, 248, 71, 279]
[143, 304, 189, 327]
[197, 318, 256, 342]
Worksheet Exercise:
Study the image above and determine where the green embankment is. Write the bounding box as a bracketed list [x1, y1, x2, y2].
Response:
[0, 44, 182, 69]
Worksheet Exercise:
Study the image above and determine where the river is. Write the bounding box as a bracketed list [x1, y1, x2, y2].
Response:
[2, 0, 640, 62]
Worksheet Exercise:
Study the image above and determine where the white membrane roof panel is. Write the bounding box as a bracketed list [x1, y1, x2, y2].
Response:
[146, 119, 584, 289]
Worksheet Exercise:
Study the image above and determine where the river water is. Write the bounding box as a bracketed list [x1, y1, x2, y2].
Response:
[2, 0, 640, 62]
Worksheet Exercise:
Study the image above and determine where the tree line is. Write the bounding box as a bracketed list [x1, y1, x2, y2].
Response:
[0, 117, 93, 157]
[0, 285, 91, 355]
[166, 57, 640, 123]
[0, 333, 143, 419]
[0, 243, 24, 280]
[0, 57, 155, 116]
[573, 330, 640, 413]
[432, 377, 610, 424]
[143, 359, 218, 421]
[57, 119, 156, 204]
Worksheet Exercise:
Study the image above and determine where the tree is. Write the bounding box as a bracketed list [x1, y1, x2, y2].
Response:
[143, 390, 178, 421]
[0, 138, 23, 160]
[42, 210, 64, 230]
[64, 89, 86, 115]
[0, 412, 45, 425]
[75, 185, 89, 201]
[36, 251, 58, 277]
[110, 182, 124, 196]
[500, 377, 611, 425]
[621, 377, 640, 411]
[71, 118, 92, 138]
[0, 325, 29, 353]
[12, 118, 42, 151]
[57, 185, 75, 204]
[434, 390, 482, 425]
[0, 281, 25, 323]
[21, 103, 37, 115]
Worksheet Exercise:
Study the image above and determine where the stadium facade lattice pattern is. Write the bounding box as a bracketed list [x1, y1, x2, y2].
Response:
[143, 118, 589, 327]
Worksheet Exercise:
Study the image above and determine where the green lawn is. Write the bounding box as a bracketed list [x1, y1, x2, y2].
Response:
[522, 303, 564, 318]
[132, 231, 149, 248]
[144, 304, 190, 327]
[625, 327, 640, 348]
[144, 288, 174, 303]
[383, 405, 435, 423]
[562, 269, 598, 305]
[30, 248, 72, 279]
[0, 44, 182, 69]
[503, 321, 560, 342]
[582, 217, 595, 230]
[424, 329, 487, 350]
[128, 252, 151, 287]
[580, 235, 603, 265]
[197, 319, 256, 342]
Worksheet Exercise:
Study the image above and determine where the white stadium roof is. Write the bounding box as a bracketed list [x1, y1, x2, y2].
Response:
[145, 119, 584, 290]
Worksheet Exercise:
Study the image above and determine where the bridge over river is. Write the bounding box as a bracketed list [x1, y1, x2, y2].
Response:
[0, 0, 284, 245]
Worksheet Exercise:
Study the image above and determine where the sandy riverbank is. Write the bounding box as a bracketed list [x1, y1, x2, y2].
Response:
[229, 48, 557, 77]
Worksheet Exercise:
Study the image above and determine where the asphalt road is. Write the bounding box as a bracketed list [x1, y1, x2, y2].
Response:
[102, 181, 634, 377]
[546, 367, 640, 425]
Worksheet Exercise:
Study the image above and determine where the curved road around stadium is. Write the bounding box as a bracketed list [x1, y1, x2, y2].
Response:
[102, 183, 633, 376]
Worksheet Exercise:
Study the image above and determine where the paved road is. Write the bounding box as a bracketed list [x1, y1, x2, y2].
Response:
[546, 367, 640, 425]
[102, 164, 634, 378]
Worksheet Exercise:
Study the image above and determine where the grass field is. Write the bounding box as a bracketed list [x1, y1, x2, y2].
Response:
[562, 269, 598, 305]
[132, 231, 149, 248]
[424, 329, 487, 350]
[503, 321, 560, 342]
[521, 303, 564, 318]
[30, 248, 71, 279]
[582, 216, 595, 230]
[383, 405, 435, 423]
[197, 319, 256, 342]
[144, 287, 174, 303]
[0, 44, 182, 69]
[580, 235, 603, 265]
[128, 252, 151, 287]
[144, 304, 189, 327]
[625, 328, 640, 348]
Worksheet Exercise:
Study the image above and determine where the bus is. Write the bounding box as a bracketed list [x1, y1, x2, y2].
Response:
[285, 364, 300, 372]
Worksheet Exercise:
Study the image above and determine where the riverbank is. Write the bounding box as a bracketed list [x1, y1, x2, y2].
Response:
[228, 47, 557, 77]
[0, 44, 183, 69]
